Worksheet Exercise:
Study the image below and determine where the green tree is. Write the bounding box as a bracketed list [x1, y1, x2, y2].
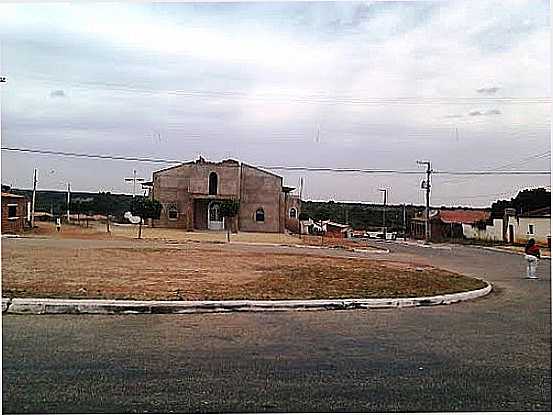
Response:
[131, 197, 162, 239]
[220, 199, 240, 242]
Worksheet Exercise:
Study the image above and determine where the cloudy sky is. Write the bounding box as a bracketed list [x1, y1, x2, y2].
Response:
[0, 1, 550, 206]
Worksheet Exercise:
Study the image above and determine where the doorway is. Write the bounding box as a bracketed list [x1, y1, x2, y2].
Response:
[508, 224, 514, 244]
[208, 201, 224, 230]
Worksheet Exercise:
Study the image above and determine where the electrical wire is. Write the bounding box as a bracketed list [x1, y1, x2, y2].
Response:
[12, 75, 553, 106]
[2, 146, 550, 175]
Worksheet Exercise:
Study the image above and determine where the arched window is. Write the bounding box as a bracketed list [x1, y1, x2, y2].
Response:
[255, 208, 265, 222]
[289, 208, 297, 219]
[168, 207, 178, 220]
[209, 172, 218, 195]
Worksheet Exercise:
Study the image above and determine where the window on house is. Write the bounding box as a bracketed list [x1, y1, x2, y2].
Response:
[289, 208, 297, 219]
[168, 208, 178, 220]
[7, 205, 17, 218]
[528, 224, 535, 235]
[209, 172, 218, 195]
[255, 208, 265, 222]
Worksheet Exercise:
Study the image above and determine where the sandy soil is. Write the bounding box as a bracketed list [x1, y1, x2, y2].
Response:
[2, 234, 486, 301]
[27, 222, 382, 250]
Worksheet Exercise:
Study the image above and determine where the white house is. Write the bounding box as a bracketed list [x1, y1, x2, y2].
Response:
[506, 207, 550, 246]
[462, 218, 504, 242]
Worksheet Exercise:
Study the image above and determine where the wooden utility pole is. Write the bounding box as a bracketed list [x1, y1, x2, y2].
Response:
[403, 204, 407, 241]
[66, 182, 71, 223]
[298, 177, 303, 239]
[30, 168, 37, 228]
[378, 188, 387, 238]
[417, 160, 432, 242]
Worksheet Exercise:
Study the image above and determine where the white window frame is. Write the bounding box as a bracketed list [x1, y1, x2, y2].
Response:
[7, 203, 18, 220]
[528, 223, 535, 235]
[167, 207, 179, 221]
[255, 208, 265, 223]
[289, 207, 297, 219]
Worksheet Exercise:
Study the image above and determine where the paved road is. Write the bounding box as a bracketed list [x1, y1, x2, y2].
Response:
[3, 242, 551, 413]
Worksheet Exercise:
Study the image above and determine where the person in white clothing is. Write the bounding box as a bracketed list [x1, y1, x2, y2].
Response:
[524, 238, 540, 279]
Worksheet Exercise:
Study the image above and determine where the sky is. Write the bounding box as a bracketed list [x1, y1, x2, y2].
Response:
[0, 0, 550, 207]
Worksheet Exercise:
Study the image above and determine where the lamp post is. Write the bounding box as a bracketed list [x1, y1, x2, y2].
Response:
[378, 188, 387, 239]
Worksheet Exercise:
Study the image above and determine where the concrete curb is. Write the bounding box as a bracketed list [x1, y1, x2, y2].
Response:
[2, 282, 492, 315]
[479, 246, 551, 259]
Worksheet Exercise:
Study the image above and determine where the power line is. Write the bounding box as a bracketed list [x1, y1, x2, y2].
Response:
[440, 150, 551, 185]
[16, 75, 553, 106]
[2, 146, 551, 176]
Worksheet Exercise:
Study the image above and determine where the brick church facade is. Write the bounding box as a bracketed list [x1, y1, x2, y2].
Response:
[149, 157, 300, 233]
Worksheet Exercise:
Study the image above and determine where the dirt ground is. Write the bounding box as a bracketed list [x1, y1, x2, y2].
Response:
[30, 222, 371, 249]
[2, 231, 486, 301]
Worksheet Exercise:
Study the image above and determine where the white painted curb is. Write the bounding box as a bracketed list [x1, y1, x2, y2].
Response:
[480, 246, 551, 259]
[2, 282, 492, 315]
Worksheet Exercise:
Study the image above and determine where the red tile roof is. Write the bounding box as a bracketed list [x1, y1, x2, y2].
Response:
[438, 209, 490, 224]
[1, 192, 26, 199]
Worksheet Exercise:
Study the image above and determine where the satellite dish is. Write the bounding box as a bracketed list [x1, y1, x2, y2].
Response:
[124, 211, 142, 224]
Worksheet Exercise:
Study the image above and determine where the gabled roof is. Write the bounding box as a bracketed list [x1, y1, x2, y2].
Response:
[438, 209, 490, 224]
[241, 162, 283, 180]
[152, 161, 195, 175]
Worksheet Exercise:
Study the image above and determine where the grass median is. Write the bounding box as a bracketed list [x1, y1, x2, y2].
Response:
[2, 238, 487, 301]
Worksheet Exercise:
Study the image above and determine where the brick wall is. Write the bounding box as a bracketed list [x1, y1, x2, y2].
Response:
[2, 196, 27, 234]
[239, 164, 282, 233]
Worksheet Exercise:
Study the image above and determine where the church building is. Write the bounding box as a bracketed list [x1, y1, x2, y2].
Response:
[149, 157, 300, 233]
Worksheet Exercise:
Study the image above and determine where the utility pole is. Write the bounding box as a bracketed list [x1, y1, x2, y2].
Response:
[30, 168, 37, 228]
[378, 188, 387, 239]
[298, 177, 303, 239]
[417, 160, 432, 242]
[403, 204, 407, 241]
[124, 169, 145, 198]
[66, 182, 71, 223]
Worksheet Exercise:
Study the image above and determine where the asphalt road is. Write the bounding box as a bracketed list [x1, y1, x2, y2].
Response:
[3, 242, 551, 413]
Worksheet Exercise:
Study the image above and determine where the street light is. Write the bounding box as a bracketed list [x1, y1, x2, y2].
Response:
[378, 188, 387, 239]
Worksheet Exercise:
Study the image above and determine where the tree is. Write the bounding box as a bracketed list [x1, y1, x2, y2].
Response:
[298, 212, 309, 221]
[491, 188, 551, 218]
[220, 199, 240, 242]
[131, 197, 162, 239]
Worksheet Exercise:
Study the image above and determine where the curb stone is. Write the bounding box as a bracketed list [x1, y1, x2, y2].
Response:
[479, 246, 551, 259]
[2, 282, 492, 315]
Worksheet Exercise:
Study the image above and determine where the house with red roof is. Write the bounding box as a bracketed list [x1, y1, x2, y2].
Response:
[410, 208, 493, 242]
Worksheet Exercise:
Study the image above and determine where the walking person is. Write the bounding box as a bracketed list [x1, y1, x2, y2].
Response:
[55, 217, 61, 232]
[524, 238, 540, 279]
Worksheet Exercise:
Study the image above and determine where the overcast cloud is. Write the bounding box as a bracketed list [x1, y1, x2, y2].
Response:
[0, 1, 550, 206]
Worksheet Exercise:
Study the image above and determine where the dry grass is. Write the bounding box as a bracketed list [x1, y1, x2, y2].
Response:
[29, 222, 376, 250]
[2, 239, 486, 301]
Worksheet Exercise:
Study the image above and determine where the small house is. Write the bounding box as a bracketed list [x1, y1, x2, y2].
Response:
[506, 207, 550, 247]
[411, 209, 491, 242]
[1, 192, 28, 234]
